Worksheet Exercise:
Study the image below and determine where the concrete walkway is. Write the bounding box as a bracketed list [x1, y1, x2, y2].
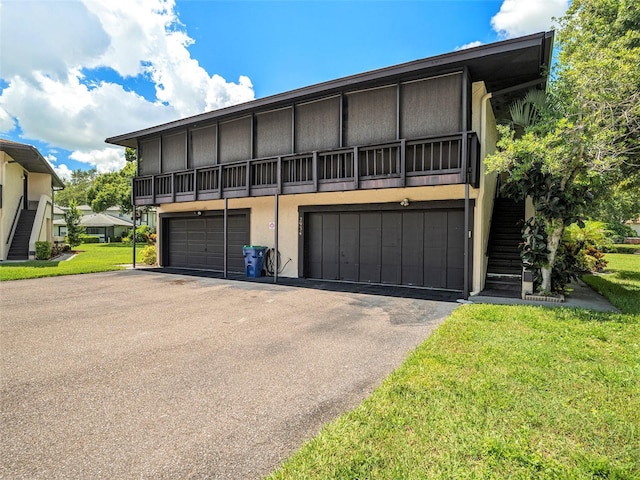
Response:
[0, 270, 457, 479]
[470, 278, 619, 312]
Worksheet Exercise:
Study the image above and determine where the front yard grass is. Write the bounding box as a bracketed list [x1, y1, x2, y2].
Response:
[269, 252, 640, 479]
[0, 243, 142, 281]
[582, 253, 640, 315]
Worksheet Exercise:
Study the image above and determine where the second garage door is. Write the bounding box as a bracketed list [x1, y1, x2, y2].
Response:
[165, 212, 249, 272]
[304, 208, 465, 290]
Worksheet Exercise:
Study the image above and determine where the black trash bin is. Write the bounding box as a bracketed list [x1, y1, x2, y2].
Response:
[242, 246, 268, 277]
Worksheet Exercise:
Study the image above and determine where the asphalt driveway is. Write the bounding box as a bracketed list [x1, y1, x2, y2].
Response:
[1, 270, 457, 479]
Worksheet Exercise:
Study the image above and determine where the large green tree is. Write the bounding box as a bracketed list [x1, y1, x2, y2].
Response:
[87, 148, 137, 214]
[54, 168, 97, 207]
[88, 161, 136, 214]
[588, 177, 640, 224]
[486, 0, 640, 293]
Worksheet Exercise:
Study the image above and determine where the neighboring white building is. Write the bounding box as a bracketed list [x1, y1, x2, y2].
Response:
[0, 139, 65, 260]
[53, 204, 156, 242]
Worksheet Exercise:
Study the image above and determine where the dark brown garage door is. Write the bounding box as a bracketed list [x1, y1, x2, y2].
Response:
[165, 212, 249, 272]
[304, 209, 465, 290]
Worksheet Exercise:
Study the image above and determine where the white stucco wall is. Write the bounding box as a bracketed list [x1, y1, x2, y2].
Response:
[27, 172, 52, 203]
[0, 154, 26, 260]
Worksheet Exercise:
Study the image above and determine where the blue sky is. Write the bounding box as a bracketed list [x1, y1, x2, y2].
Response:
[0, 0, 568, 180]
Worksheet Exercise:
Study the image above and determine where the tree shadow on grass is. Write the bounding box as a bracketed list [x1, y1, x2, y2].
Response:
[615, 270, 640, 282]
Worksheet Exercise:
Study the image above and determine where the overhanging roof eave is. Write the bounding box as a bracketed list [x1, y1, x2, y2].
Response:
[0, 140, 65, 188]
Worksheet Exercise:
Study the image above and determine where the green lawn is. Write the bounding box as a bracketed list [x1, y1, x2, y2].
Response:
[582, 253, 640, 315]
[269, 253, 640, 479]
[0, 243, 142, 281]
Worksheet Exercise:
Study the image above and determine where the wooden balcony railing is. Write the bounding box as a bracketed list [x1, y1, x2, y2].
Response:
[132, 132, 479, 205]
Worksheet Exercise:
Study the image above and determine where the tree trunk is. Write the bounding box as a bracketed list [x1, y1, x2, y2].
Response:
[540, 218, 564, 293]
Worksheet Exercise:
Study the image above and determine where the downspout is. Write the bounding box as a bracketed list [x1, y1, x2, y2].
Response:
[462, 67, 470, 300]
[274, 193, 279, 284]
[223, 197, 228, 279]
[132, 178, 136, 269]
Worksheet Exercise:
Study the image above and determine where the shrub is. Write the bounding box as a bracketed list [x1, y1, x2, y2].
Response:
[122, 225, 154, 244]
[51, 243, 71, 257]
[80, 235, 101, 244]
[140, 245, 157, 265]
[145, 232, 157, 245]
[35, 241, 52, 260]
[609, 244, 640, 254]
[563, 221, 609, 273]
[605, 221, 637, 239]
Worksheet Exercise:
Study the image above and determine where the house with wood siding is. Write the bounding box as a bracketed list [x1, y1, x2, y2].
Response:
[106, 32, 554, 299]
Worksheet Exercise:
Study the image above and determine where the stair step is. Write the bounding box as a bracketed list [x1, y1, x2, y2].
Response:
[488, 258, 522, 266]
[488, 268, 522, 276]
[486, 276, 521, 285]
[485, 282, 521, 291]
[488, 244, 521, 252]
[485, 272, 521, 287]
[8, 210, 37, 260]
[484, 282, 521, 293]
[490, 230, 522, 237]
[486, 198, 525, 287]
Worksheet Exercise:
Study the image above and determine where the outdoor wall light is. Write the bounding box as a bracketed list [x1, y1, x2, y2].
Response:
[400, 198, 410, 207]
[195, 211, 202, 216]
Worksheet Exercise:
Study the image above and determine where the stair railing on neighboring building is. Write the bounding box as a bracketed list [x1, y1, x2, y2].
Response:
[6, 195, 23, 246]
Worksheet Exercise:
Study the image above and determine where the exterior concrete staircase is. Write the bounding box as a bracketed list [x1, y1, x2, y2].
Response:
[7, 210, 37, 260]
[484, 198, 525, 297]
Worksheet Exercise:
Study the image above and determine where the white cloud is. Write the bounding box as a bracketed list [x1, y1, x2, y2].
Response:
[0, 0, 110, 79]
[45, 154, 74, 181]
[0, 105, 15, 131]
[455, 41, 484, 51]
[0, 72, 178, 152]
[0, 0, 255, 171]
[54, 164, 74, 182]
[491, 0, 569, 39]
[70, 147, 126, 173]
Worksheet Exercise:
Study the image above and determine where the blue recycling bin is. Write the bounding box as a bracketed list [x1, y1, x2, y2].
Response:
[243, 246, 268, 278]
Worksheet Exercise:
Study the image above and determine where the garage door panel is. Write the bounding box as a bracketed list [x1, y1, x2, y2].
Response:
[446, 210, 465, 290]
[166, 213, 249, 272]
[423, 211, 447, 288]
[322, 214, 340, 280]
[339, 213, 360, 281]
[227, 216, 248, 272]
[359, 213, 381, 283]
[305, 206, 466, 291]
[401, 211, 424, 286]
[380, 212, 402, 284]
[306, 213, 324, 279]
